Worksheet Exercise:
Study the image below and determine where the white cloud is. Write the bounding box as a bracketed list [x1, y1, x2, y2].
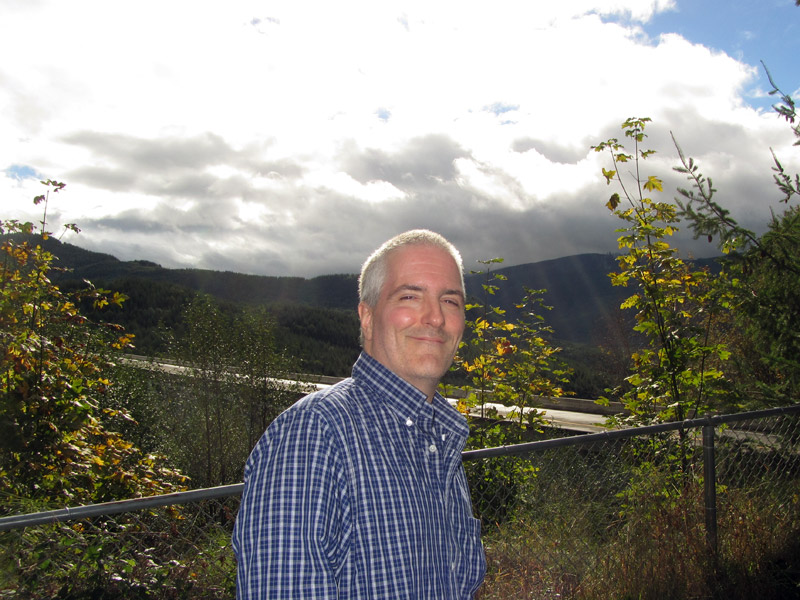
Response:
[0, 0, 797, 277]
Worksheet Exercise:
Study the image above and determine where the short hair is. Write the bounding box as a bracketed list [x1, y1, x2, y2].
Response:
[358, 229, 465, 308]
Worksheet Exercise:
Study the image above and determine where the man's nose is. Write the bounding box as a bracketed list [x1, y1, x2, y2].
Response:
[422, 297, 444, 327]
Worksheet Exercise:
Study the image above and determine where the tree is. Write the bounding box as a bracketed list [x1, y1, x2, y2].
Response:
[130, 295, 301, 487]
[592, 119, 733, 425]
[0, 181, 185, 510]
[672, 69, 800, 405]
[450, 258, 571, 525]
[231, 305, 302, 451]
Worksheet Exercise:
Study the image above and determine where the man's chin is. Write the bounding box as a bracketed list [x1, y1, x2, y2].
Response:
[408, 357, 452, 382]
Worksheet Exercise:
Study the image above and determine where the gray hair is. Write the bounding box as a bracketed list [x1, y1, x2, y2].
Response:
[358, 229, 465, 308]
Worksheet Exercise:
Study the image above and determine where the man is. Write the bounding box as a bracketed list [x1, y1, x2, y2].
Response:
[233, 230, 486, 599]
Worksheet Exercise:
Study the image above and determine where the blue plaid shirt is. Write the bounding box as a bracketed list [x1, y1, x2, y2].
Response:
[233, 352, 486, 599]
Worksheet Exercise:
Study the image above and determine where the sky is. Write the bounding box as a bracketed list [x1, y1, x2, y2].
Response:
[1, 0, 798, 278]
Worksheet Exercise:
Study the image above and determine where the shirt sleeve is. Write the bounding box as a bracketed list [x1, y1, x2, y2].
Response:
[233, 407, 351, 599]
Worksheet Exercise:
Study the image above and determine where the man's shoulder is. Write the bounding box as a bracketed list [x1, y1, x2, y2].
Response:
[283, 377, 366, 423]
[247, 379, 367, 463]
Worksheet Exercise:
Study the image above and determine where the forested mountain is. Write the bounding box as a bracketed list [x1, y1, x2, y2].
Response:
[39, 235, 630, 342]
[13, 235, 717, 393]
[41, 236, 360, 308]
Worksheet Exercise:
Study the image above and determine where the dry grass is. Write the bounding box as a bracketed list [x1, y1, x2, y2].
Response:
[475, 480, 800, 600]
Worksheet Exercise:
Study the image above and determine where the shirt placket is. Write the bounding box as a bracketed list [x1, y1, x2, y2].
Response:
[420, 407, 465, 595]
[417, 404, 442, 484]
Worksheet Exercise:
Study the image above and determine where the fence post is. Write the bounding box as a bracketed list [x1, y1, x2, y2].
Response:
[702, 424, 718, 555]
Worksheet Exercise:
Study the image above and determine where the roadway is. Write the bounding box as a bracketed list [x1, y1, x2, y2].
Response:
[122, 355, 616, 433]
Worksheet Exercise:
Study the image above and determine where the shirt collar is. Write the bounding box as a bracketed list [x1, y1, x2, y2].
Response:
[352, 351, 469, 439]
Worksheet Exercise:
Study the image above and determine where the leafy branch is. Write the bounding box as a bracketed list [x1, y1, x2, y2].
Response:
[762, 61, 800, 203]
[672, 64, 800, 276]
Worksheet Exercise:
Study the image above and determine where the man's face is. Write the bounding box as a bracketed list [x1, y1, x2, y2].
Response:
[359, 244, 465, 399]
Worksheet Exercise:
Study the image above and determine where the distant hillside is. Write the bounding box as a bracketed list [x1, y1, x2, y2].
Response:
[34, 236, 359, 309]
[25, 236, 624, 343]
[16, 235, 718, 349]
[464, 253, 630, 346]
[5, 234, 720, 395]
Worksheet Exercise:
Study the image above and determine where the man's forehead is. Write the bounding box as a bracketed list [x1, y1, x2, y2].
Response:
[388, 243, 458, 268]
[386, 245, 462, 280]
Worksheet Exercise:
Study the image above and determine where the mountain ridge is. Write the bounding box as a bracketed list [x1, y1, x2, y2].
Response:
[21, 235, 717, 348]
[31, 236, 628, 344]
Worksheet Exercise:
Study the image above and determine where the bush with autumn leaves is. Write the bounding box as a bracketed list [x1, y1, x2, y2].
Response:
[0, 181, 186, 512]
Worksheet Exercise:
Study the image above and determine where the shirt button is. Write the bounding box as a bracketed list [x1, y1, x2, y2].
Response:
[405, 418, 414, 427]
[428, 444, 437, 453]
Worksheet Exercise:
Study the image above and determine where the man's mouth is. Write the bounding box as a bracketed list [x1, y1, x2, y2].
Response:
[409, 333, 447, 344]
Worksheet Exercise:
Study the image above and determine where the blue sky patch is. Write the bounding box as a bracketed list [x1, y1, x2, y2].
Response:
[4, 164, 42, 181]
[484, 102, 520, 116]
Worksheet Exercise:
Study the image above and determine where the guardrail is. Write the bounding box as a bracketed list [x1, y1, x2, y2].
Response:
[122, 353, 626, 434]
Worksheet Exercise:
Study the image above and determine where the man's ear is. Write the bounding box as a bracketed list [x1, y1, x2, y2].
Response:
[358, 302, 373, 345]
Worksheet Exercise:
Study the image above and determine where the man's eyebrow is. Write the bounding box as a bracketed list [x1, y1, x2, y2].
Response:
[388, 284, 464, 299]
[391, 283, 464, 300]
[442, 289, 465, 299]
[388, 284, 423, 297]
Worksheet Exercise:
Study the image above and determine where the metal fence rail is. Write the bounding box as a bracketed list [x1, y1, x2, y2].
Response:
[2, 405, 799, 599]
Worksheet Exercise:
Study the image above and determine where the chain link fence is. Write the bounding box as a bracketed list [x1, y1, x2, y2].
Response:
[2, 405, 799, 599]
[467, 406, 800, 599]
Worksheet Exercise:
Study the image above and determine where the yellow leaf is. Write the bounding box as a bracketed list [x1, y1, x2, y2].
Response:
[643, 175, 663, 192]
